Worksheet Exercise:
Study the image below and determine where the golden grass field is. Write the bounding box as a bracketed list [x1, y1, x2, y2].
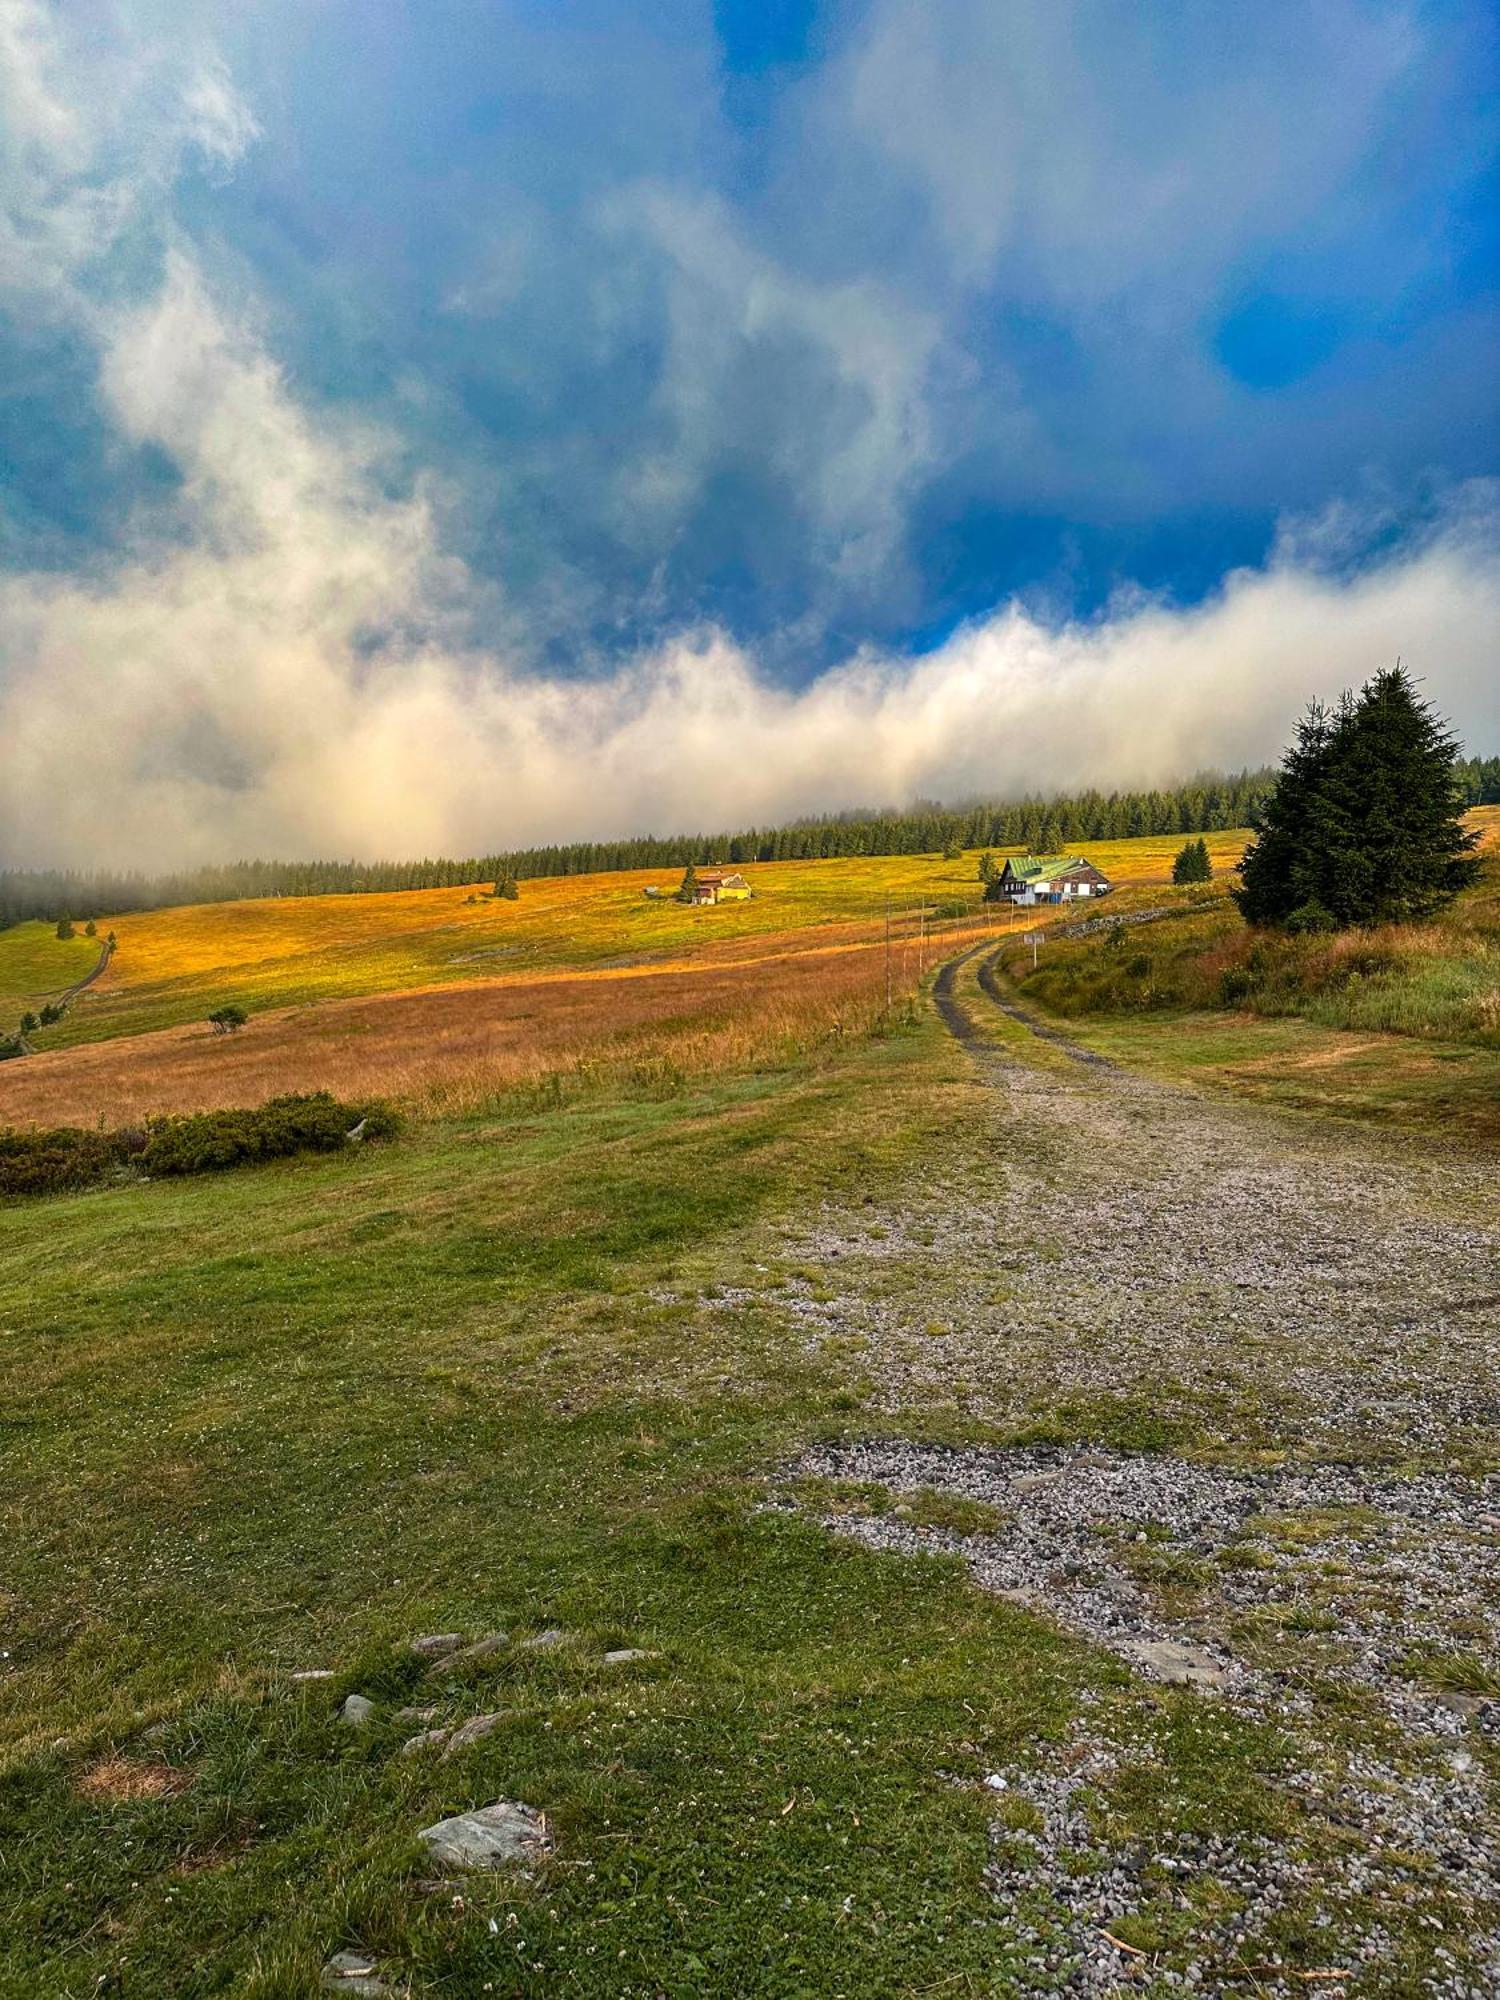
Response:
[0, 828, 1238, 1126]
[7, 818, 1493, 1129]
[0, 829, 1253, 1049]
[0, 930, 972, 1126]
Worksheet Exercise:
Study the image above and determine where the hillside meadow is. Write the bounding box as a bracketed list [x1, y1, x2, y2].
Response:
[0, 830, 1251, 1051]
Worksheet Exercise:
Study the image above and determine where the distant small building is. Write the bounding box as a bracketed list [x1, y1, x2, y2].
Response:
[692, 869, 753, 905]
[994, 855, 1111, 905]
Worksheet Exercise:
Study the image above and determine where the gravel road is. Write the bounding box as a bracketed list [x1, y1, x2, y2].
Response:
[771, 949, 1500, 1995]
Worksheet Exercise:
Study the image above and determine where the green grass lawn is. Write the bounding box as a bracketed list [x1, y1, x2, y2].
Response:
[0, 921, 102, 1033]
[1, 1018, 1304, 1998]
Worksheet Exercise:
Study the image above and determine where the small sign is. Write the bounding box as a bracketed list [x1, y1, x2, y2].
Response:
[1023, 931, 1043, 945]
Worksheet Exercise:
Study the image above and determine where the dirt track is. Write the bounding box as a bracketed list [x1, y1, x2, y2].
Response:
[772, 948, 1500, 1994]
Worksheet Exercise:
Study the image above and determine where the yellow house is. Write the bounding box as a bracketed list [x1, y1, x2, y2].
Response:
[693, 869, 752, 904]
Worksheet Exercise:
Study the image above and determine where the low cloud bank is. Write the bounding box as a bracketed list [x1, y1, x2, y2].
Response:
[1, 262, 1495, 870]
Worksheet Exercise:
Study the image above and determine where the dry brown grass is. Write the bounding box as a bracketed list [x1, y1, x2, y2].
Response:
[78, 1756, 193, 1803]
[0, 921, 1000, 1128]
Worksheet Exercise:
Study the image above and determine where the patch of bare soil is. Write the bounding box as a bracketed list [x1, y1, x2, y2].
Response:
[79, 1755, 194, 1803]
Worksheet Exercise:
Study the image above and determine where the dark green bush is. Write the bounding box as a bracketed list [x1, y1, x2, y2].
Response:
[0, 1093, 401, 1200]
[138, 1093, 397, 1176]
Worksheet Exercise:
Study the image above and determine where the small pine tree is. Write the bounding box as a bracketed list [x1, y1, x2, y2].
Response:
[497, 874, 520, 901]
[55, 914, 74, 940]
[676, 864, 699, 904]
[977, 852, 997, 885]
[1172, 836, 1211, 885]
[84, 919, 97, 937]
[20, 1012, 38, 1035]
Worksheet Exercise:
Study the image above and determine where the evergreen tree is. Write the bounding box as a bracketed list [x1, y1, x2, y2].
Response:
[1235, 701, 1345, 927]
[1172, 836, 1211, 884]
[55, 914, 74, 940]
[676, 864, 699, 904]
[1237, 669, 1478, 928]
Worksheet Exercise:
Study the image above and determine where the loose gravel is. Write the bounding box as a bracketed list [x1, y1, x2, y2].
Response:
[762, 962, 1500, 1994]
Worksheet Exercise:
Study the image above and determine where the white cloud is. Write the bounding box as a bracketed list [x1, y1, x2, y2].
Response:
[600, 184, 950, 574]
[1, 4, 1495, 874]
[1, 250, 1495, 869]
[0, 0, 257, 311]
[836, 0, 1416, 301]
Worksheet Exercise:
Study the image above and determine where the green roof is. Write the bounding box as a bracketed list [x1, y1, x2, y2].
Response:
[1002, 854, 1088, 882]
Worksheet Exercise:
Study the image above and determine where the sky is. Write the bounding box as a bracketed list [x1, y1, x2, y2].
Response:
[0, 0, 1497, 868]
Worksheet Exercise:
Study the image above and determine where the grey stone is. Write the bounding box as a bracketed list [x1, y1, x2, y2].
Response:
[399, 1727, 451, 1757]
[1435, 1692, 1487, 1717]
[1121, 1638, 1229, 1688]
[602, 1648, 655, 1665]
[395, 1705, 440, 1722]
[409, 1633, 464, 1658]
[291, 1669, 336, 1682]
[320, 1950, 389, 1995]
[417, 1800, 550, 1870]
[339, 1693, 376, 1726]
[427, 1634, 507, 1675]
[516, 1627, 568, 1652]
[443, 1711, 507, 1756]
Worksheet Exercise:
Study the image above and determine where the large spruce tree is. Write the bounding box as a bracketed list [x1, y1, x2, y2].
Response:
[1236, 668, 1478, 929]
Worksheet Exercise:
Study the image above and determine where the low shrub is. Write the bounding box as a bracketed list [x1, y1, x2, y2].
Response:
[0, 1093, 401, 1200]
[0, 1126, 123, 1197]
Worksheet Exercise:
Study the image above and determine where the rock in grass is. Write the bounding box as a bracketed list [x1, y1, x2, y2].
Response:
[321, 1949, 389, 1994]
[516, 1627, 568, 1652]
[399, 1727, 451, 1757]
[395, 1705, 440, 1722]
[339, 1693, 376, 1726]
[602, 1648, 655, 1665]
[291, 1669, 337, 1682]
[427, 1634, 507, 1675]
[417, 1801, 550, 1870]
[409, 1633, 464, 1658]
[442, 1711, 507, 1757]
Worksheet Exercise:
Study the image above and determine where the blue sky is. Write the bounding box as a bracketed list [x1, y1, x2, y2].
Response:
[1, 0, 1497, 864]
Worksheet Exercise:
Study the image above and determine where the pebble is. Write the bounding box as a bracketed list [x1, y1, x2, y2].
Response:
[320, 1951, 389, 1995]
[338, 1694, 375, 1727]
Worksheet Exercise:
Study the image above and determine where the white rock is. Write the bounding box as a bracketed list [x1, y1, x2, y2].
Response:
[417, 1801, 550, 1870]
[339, 1693, 376, 1726]
[321, 1949, 389, 1994]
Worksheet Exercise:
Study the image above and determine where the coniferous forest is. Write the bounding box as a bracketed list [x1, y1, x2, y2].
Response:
[1, 769, 1279, 929]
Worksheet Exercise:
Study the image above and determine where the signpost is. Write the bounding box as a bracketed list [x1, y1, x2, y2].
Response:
[1023, 930, 1042, 971]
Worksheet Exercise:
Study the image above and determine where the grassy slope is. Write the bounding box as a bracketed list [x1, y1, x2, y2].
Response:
[1, 1018, 1306, 2000]
[982, 814, 1500, 1139]
[0, 922, 102, 1031]
[32, 830, 1251, 1053]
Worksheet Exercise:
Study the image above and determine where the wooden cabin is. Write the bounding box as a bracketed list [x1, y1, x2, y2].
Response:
[993, 855, 1111, 905]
